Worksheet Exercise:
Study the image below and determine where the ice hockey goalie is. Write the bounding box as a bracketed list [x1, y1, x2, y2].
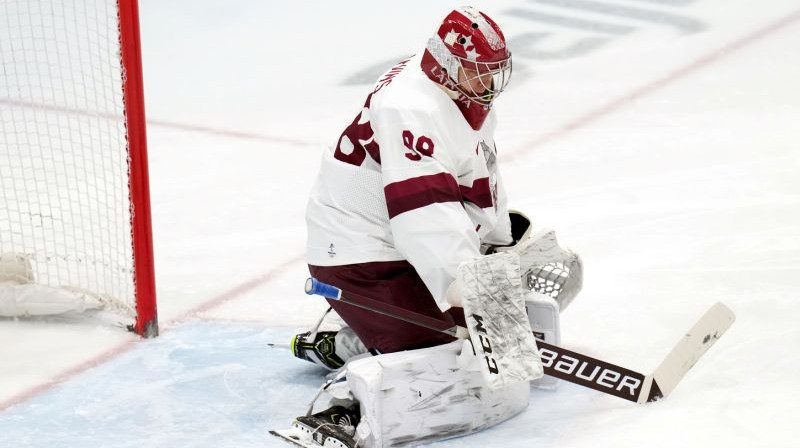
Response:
[273, 6, 582, 448]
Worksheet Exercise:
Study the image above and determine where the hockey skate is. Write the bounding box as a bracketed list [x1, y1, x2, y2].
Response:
[270, 404, 360, 448]
[291, 331, 345, 370]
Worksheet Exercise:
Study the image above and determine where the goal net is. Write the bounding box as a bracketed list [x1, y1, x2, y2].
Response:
[0, 0, 157, 337]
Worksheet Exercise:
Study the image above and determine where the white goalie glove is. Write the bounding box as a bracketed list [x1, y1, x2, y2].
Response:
[482, 210, 583, 312]
[510, 228, 583, 312]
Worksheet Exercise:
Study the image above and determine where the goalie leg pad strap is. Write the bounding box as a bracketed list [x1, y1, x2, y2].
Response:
[346, 340, 530, 448]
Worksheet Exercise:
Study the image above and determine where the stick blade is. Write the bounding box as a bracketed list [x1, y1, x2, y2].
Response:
[647, 302, 735, 401]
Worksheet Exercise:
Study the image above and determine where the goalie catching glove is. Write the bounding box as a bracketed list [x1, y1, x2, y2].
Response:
[475, 211, 583, 312]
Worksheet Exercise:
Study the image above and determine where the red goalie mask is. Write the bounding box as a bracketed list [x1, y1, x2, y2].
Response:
[421, 6, 512, 124]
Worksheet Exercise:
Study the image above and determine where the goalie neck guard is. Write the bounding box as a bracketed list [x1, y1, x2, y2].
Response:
[420, 6, 512, 130]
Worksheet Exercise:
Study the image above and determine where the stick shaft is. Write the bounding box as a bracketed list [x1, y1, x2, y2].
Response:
[305, 277, 650, 402]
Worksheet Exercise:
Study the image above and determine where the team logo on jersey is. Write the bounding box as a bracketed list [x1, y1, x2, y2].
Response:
[328, 243, 336, 258]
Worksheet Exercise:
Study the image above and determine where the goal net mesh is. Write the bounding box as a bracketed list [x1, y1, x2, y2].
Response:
[1, 1, 136, 315]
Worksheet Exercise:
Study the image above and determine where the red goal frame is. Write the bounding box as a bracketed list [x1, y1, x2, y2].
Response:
[119, 0, 158, 338]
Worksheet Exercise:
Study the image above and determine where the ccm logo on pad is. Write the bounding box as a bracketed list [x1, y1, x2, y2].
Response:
[471, 314, 500, 375]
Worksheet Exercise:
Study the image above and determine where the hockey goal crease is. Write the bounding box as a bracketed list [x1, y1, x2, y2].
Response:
[304, 278, 735, 404]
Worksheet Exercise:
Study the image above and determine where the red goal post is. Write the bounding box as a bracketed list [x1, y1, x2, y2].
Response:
[120, 0, 157, 338]
[0, 0, 158, 337]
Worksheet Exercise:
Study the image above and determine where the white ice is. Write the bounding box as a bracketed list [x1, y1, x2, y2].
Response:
[1, 1, 799, 447]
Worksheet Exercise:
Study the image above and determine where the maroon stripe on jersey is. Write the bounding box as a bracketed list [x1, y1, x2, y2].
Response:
[385, 173, 462, 218]
[460, 177, 493, 209]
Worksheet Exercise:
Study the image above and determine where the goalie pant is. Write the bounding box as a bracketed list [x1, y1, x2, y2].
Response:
[309, 261, 466, 354]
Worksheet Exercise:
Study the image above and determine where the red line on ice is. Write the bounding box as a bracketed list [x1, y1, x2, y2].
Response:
[0, 340, 139, 412]
[166, 255, 306, 324]
[148, 119, 317, 146]
[0, 99, 317, 146]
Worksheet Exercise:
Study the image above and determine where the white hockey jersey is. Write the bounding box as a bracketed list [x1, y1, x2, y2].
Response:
[306, 53, 512, 312]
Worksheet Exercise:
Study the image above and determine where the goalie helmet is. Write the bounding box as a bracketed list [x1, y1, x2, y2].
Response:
[420, 6, 512, 128]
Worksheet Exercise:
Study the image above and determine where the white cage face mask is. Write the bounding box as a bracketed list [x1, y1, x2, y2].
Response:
[452, 55, 512, 105]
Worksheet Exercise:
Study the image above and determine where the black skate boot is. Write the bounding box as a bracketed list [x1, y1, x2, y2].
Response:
[291, 404, 360, 448]
[291, 331, 345, 370]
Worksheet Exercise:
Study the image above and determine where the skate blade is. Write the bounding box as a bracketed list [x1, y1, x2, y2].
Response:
[269, 427, 315, 448]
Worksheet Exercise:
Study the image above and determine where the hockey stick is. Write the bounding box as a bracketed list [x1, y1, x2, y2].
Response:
[305, 277, 735, 403]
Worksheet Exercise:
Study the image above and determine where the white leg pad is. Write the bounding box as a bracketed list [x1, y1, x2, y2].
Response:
[525, 291, 562, 390]
[346, 339, 530, 447]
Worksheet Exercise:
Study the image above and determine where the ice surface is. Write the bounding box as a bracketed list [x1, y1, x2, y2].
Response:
[2, 0, 799, 447]
[0, 324, 324, 448]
